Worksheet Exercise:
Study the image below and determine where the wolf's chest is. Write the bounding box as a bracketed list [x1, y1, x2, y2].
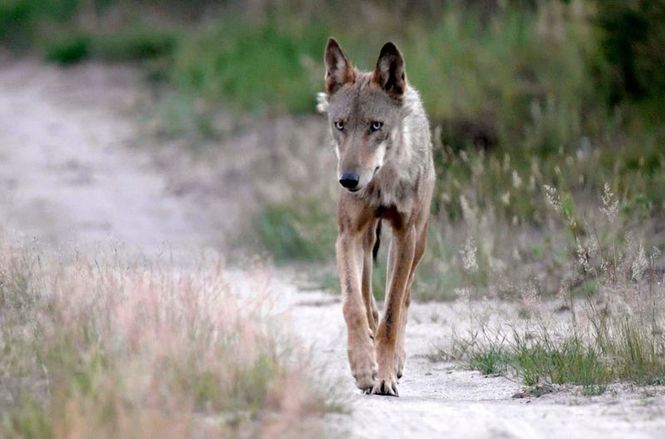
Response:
[363, 173, 416, 216]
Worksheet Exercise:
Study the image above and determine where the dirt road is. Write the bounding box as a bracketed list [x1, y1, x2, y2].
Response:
[0, 60, 663, 438]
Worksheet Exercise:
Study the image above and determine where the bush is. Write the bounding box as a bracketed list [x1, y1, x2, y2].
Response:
[45, 29, 178, 65]
[0, 0, 83, 49]
[45, 33, 90, 64]
[593, 0, 665, 103]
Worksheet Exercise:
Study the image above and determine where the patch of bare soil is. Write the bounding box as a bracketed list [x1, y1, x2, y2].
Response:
[0, 59, 663, 438]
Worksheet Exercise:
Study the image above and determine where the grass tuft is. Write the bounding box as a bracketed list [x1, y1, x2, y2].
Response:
[469, 349, 513, 375]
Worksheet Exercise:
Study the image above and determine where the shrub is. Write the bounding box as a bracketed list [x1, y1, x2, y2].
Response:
[593, 0, 665, 103]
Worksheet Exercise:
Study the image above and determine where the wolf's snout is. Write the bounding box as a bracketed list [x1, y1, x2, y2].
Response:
[339, 172, 360, 191]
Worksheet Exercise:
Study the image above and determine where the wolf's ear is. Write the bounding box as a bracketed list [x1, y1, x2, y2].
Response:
[372, 42, 406, 98]
[324, 38, 355, 95]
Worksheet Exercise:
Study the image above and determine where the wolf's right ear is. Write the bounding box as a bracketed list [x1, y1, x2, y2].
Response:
[324, 38, 355, 95]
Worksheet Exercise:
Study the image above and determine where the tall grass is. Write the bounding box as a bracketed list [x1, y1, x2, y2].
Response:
[172, 19, 328, 115]
[433, 182, 665, 392]
[0, 243, 328, 437]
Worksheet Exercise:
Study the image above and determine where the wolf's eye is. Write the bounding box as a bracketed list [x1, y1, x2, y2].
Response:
[334, 120, 345, 131]
[370, 121, 383, 132]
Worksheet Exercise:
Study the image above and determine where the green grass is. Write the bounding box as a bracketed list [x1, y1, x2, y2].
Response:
[0, 0, 80, 49]
[44, 33, 90, 63]
[469, 349, 513, 375]
[513, 335, 610, 387]
[172, 20, 328, 114]
[257, 201, 337, 263]
[45, 29, 178, 64]
[443, 323, 665, 394]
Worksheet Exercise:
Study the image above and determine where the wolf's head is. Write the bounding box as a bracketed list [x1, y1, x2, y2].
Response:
[321, 38, 407, 193]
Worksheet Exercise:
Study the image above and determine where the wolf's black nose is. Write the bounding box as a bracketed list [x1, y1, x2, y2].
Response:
[339, 172, 359, 190]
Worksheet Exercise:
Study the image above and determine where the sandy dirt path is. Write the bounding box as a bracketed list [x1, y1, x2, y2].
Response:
[0, 59, 663, 438]
[0, 59, 220, 257]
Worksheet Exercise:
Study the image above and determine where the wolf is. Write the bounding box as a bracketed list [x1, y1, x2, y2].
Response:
[318, 38, 435, 396]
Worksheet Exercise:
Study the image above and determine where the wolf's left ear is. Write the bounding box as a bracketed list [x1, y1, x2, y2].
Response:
[372, 42, 406, 98]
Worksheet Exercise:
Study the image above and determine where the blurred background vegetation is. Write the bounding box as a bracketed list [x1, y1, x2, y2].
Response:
[1, 0, 663, 301]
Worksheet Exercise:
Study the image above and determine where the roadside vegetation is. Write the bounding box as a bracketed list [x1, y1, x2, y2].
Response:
[0, 242, 329, 437]
[431, 187, 665, 394]
[2, 0, 663, 394]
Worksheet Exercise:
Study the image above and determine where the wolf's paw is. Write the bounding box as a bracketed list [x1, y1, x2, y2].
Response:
[349, 343, 377, 392]
[370, 371, 399, 397]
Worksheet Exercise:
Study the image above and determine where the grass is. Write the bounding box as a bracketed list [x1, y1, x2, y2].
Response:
[172, 19, 328, 115]
[257, 201, 337, 264]
[469, 349, 513, 376]
[1, 1, 177, 64]
[454, 326, 665, 393]
[0, 0, 79, 49]
[430, 190, 665, 392]
[0, 242, 330, 437]
[420, 150, 665, 393]
[44, 29, 178, 64]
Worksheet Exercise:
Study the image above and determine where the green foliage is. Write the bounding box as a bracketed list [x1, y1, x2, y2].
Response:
[91, 29, 177, 61]
[0, 1, 34, 48]
[45, 29, 177, 64]
[45, 33, 90, 64]
[593, 0, 665, 104]
[407, 8, 590, 152]
[513, 335, 609, 387]
[458, 327, 665, 393]
[172, 20, 327, 114]
[470, 349, 513, 375]
[0, 0, 81, 48]
[257, 201, 336, 263]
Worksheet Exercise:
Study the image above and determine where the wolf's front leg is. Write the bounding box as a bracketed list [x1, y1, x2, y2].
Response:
[337, 233, 377, 392]
[396, 223, 428, 380]
[373, 226, 415, 396]
[361, 220, 380, 335]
